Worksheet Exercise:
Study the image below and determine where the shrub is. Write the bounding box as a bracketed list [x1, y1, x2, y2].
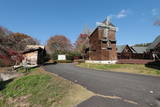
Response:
[51, 51, 81, 61]
[66, 52, 81, 60]
[51, 51, 64, 60]
[145, 61, 160, 69]
[0, 59, 5, 67]
[52, 52, 58, 60]
[55, 60, 72, 63]
[43, 54, 51, 62]
[74, 59, 85, 64]
[66, 53, 74, 60]
[0, 58, 13, 67]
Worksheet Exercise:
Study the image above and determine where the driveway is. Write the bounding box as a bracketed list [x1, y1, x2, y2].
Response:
[44, 63, 160, 107]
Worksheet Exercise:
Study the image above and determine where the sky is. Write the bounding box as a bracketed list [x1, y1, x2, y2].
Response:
[0, 0, 160, 45]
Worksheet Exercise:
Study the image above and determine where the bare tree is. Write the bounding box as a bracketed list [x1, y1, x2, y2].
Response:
[8, 32, 39, 51]
[82, 25, 92, 35]
[0, 26, 39, 66]
[46, 35, 73, 54]
[0, 26, 12, 44]
[0, 28, 39, 52]
[74, 25, 92, 54]
[75, 33, 89, 54]
[0, 26, 12, 37]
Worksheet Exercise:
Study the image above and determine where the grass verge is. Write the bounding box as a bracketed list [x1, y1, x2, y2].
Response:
[77, 63, 160, 76]
[0, 67, 93, 107]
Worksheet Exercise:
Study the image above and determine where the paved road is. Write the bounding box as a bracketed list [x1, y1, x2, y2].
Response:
[44, 63, 160, 107]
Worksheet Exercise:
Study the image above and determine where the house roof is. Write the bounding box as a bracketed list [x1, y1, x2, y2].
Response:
[22, 48, 42, 54]
[117, 45, 147, 54]
[23, 45, 44, 54]
[116, 45, 127, 53]
[102, 19, 115, 27]
[89, 19, 116, 38]
[132, 47, 147, 53]
[147, 35, 160, 51]
[26, 45, 44, 50]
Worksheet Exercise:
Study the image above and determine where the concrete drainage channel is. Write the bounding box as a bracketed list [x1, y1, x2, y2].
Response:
[0, 72, 22, 81]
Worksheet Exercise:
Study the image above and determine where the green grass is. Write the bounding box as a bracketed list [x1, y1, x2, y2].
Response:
[1, 75, 51, 97]
[0, 67, 93, 107]
[78, 63, 160, 76]
[16, 67, 39, 73]
[0, 73, 69, 107]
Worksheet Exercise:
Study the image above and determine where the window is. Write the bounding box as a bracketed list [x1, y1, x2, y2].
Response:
[103, 28, 109, 38]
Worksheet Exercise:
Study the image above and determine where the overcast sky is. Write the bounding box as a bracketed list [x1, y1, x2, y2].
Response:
[0, 0, 160, 45]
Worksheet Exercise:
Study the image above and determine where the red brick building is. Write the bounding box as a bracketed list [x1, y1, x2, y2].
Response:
[86, 19, 117, 64]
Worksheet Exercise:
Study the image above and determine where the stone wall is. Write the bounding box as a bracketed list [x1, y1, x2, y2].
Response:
[0, 72, 22, 81]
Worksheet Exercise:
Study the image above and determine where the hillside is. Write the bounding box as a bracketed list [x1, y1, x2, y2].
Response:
[0, 26, 38, 67]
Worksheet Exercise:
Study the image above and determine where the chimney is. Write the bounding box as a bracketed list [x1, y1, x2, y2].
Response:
[104, 16, 111, 25]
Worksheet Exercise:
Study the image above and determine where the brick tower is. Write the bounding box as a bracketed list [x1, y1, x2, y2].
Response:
[87, 18, 117, 64]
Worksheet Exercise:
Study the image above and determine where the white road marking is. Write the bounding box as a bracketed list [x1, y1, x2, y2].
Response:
[95, 93, 138, 105]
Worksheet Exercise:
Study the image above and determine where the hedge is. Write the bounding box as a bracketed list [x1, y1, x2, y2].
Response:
[55, 60, 72, 63]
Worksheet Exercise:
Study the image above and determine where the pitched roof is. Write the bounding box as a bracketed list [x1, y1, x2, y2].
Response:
[89, 19, 116, 38]
[147, 35, 160, 51]
[23, 45, 45, 54]
[116, 45, 127, 53]
[117, 45, 147, 54]
[26, 45, 44, 50]
[22, 48, 42, 54]
[102, 19, 115, 27]
[132, 47, 147, 53]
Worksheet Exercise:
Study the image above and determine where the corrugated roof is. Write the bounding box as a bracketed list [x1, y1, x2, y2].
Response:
[116, 45, 127, 53]
[132, 47, 147, 53]
[147, 35, 160, 51]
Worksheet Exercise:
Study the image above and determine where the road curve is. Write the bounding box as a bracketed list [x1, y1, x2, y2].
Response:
[44, 63, 160, 107]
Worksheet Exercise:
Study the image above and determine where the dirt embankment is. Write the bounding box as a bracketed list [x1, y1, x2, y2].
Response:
[0, 67, 94, 107]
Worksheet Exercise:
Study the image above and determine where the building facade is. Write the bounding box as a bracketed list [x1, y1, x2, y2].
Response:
[22, 45, 46, 66]
[86, 19, 117, 64]
[117, 45, 133, 59]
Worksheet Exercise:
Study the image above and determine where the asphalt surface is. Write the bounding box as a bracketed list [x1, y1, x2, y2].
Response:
[44, 63, 160, 107]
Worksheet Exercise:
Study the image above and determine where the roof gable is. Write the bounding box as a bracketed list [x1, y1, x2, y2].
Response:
[132, 47, 147, 53]
[116, 45, 127, 53]
[147, 35, 160, 51]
